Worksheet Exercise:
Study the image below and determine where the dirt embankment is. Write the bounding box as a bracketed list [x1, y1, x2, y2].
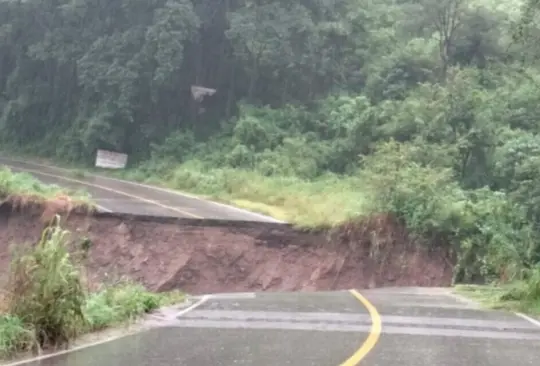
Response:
[0, 204, 455, 294]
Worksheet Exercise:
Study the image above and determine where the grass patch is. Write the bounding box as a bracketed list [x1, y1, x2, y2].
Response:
[84, 283, 184, 332]
[0, 167, 92, 206]
[454, 276, 540, 316]
[119, 161, 368, 227]
[0, 219, 185, 359]
[0, 315, 37, 357]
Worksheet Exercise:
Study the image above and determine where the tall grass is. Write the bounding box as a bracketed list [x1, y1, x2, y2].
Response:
[7, 221, 87, 348]
[121, 160, 368, 227]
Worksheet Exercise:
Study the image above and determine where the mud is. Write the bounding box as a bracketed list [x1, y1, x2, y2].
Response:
[0, 206, 455, 294]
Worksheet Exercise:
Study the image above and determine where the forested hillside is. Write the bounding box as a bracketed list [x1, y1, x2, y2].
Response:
[3, 0, 540, 290]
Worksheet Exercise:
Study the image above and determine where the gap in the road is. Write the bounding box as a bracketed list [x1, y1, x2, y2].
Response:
[0, 201, 455, 296]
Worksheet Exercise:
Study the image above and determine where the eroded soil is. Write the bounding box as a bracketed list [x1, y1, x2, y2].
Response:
[0, 205, 454, 294]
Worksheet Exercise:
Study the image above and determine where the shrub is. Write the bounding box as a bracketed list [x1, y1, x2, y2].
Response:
[7, 218, 86, 348]
[361, 140, 539, 284]
[84, 282, 161, 331]
[360, 140, 464, 238]
[0, 315, 36, 357]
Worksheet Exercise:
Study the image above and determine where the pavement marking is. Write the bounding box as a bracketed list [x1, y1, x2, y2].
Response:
[3, 295, 210, 366]
[444, 289, 483, 309]
[339, 289, 382, 366]
[206, 292, 257, 300]
[164, 319, 540, 339]
[175, 295, 211, 317]
[516, 312, 540, 328]
[2, 164, 202, 219]
[0, 157, 285, 223]
[179, 310, 540, 330]
[96, 205, 112, 213]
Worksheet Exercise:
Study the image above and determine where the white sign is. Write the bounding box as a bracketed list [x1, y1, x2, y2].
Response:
[191, 85, 216, 102]
[95, 149, 128, 169]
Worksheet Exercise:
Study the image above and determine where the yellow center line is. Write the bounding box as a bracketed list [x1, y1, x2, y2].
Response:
[4, 165, 203, 219]
[340, 289, 382, 366]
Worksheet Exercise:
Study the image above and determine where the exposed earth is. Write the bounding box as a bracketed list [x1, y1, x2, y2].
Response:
[3, 159, 540, 366]
[0, 205, 453, 295]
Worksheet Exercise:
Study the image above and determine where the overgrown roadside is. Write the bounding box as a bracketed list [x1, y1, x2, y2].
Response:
[0, 218, 186, 361]
[454, 283, 540, 316]
[0, 170, 186, 361]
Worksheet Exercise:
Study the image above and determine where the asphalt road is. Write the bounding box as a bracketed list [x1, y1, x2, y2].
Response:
[6, 289, 540, 366]
[0, 157, 283, 222]
[2, 157, 540, 366]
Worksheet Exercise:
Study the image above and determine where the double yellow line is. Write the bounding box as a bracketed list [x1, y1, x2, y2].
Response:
[340, 289, 382, 366]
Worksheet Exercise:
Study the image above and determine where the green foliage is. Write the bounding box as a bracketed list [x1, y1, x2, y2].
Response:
[359, 140, 539, 284]
[7, 220, 86, 348]
[0, 315, 36, 358]
[454, 188, 538, 283]
[84, 282, 162, 332]
[499, 266, 540, 302]
[360, 140, 463, 237]
[455, 266, 540, 315]
[0, 167, 91, 203]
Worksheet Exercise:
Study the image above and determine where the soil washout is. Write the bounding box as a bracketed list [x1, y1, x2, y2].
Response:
[0, 203, 455, 294]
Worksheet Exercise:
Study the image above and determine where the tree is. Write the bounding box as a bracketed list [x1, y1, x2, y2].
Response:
[420, 0, 467, 79]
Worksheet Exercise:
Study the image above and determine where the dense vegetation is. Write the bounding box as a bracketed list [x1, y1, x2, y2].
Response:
[2, 0, 540, 304]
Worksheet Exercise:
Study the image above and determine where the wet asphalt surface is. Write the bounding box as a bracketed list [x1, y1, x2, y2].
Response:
[2, 157, 540, 366]
[8, 289, 540, 366]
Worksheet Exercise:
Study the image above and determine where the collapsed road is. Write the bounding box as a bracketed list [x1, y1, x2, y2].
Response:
[1, 157, 540, 366]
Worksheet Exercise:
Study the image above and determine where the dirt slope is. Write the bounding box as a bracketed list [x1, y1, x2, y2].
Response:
[0, 204, 454, 294]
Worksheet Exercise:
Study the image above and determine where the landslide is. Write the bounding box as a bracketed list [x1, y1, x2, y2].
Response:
[0, 202, 454, 294]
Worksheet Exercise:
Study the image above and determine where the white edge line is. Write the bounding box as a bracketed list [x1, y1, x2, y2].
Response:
[0, 157, 286, 223]
[516, 312, 540, 328]
[175, 295, 210, 317]
[3, 295, 210, 366]
[96, 204, 112, 213]
[445, 290, 482, 309]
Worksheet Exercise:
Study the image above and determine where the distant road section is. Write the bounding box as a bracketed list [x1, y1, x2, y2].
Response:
[0, 157, 284, 223]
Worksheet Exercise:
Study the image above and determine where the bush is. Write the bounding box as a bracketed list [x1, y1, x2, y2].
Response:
[7, 219, 86, 348]
[84, 282, 161, 332]
[360, 140, 464, 237]
[0, 315, 36, 357]
[499, 266, 540, 302]
[361, 140, 539, 284]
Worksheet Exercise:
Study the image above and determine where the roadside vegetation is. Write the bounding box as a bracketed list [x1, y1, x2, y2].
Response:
[0, 218, 184, 359]
[1, 0, 540, 313]
[455, 281, 540, 315]
[0, 167, 92, 206]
